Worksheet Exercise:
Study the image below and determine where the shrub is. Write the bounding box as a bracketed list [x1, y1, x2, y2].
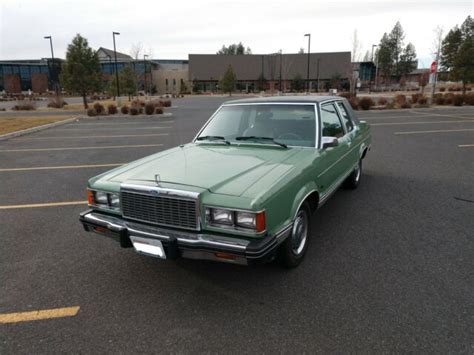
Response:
[155, 107, 164, 114]
[138, 107, 144, 114]
[130, 107, 139, 115]
[385, 102, 396, 109]
[145, 102, 155, 115]
[378, 97, 388, 106]
[435, 96, 445, 105]
[120, 105, 129, 114]
[87, 108, 97, 116]
[348, 97, 359, 110]
[12, 99, 36, 111]
[463, 93, 474, 105]
[394, 94, 407, 106]
[338, 92, 352, 99]
[358, 97, 374, 110]
[417, 96, 428, 105]
[439, 87, 446, 92]
[400, 102, 412, 109]
[107, 104, 118, 114]
[93, 102, 105, 115]
[448, 86, 455, 92]
[162, 100, 172, 107]
[47, 96, 67, 108]
[444, 93, 454, 105]
[453, 95, 464, 106]
[411, 93, 422, 104]
[0, 108, 6, 111]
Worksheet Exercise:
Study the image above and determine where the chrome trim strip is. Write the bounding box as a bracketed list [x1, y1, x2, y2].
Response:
[318, 163, 357, 207]
[293, 189, 319, 220]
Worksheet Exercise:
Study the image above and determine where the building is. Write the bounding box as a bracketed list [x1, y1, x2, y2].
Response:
[151, 60, 189, 94]
[0, 59, 60, 93]
[188, 52, 351, 92]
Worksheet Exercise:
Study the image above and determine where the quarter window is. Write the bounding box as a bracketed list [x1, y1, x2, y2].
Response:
[320, 103, 344, 138]
[336, 101, 354, 132]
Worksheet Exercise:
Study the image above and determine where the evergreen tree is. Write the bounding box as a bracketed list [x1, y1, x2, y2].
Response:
[292, 74, 305, 92]
[60, 34, 101, 108]
[388, 21, 405, 76]
[219, 65, 236, 95]
[441, 26, 463, 71]
[108, 65, 138, 100]
[399, 43, 417, 77]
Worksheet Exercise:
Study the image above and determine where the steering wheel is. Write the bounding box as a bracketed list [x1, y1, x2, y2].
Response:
[277, 133, 303, 140]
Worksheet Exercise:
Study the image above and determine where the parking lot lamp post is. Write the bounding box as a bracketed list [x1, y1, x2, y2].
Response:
[304, 33, 311, 93]
[316, 58, 320, 93]
[143, 54, 148, 96]
[44, 36, 57, 93]
[279, 49, 282, 94]
[112, 32, 120, 99]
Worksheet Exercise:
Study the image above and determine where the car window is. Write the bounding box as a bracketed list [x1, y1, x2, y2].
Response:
[320, 103, 345, 138]
[198, 104, 316, 147]
[336, 101, 354, 132]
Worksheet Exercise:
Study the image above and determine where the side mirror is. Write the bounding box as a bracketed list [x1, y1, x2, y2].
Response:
[321, 136, 339, 149]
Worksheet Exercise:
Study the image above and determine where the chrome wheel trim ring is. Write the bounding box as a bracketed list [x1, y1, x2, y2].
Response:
[354, 162, 361, 182]
[291, 210, 308, 256]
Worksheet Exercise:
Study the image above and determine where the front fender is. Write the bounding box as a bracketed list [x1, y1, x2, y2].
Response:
[290, 181, 319, 220]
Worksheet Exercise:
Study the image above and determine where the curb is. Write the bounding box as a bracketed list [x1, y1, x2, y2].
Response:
[0, 117, 78, 141]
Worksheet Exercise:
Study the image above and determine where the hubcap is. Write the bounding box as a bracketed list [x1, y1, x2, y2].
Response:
[291, 210, 308, 255]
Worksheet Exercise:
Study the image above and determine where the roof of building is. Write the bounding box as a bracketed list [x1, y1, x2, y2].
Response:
[189, 52, 351, 81]
[224, 95, 344, 105]
[97, 47, 133, 60]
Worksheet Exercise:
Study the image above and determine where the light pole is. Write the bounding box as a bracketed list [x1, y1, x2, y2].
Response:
[44, 36, 57, 93]
[304, 33, 311, 92]
[370, 44, 377, 93]
[371, 44, 377, 62]
[143, 54, 148, 96]
[279, 49, 282, 94]
[112, 31, 120, 98]
[316, 58, 320, 93]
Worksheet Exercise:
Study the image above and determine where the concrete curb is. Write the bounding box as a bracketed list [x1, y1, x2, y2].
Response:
[0, 117, 78, 141]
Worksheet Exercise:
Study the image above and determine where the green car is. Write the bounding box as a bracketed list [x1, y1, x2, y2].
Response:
[80, 96, 371, 267]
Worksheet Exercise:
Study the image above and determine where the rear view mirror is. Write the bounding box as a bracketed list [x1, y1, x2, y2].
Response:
[321, 136, 339, 149]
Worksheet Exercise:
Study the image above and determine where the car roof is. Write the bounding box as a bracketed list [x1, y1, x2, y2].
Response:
[224, 95, 344, 105]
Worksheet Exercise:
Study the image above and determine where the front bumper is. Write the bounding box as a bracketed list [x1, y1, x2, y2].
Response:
[79, 210, 292, 265]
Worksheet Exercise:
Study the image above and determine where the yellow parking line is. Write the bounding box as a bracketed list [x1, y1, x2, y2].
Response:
[15, 133, 168, 140]
[0, 306, 80, 324]
[0, 201, 87, 209]
[0, 163, 124, 172]
[0, 144, 163, 152]
[372, 120, 474, 126]
[459, 144, 474, 148]
[395, 128, 474, 135]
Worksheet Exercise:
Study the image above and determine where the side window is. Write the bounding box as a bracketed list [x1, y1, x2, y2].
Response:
[337, 101, 354, 132]
[320, 103, 344, 138]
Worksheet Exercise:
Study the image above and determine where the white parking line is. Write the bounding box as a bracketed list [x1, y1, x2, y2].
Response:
[0, 201, 87, 209]
[395, 128, 474, 135]
[0, 163, 124, 172]
[15, 133, 169, 140]
[0, 143, 163, 152]
[371, 120, 474, 126]
[51, 126, 172, 131]
[69, 120, 174, 126]
[458, 144, 474, 148]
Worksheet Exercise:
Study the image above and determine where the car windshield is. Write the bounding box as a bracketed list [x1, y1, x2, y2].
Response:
[197, 104, 316, 148]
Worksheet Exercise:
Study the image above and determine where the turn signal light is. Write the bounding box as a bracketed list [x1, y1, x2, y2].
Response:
[214, 252, 237, 260]
[256, 211, 266, 233]
[87, 190, 94, 205]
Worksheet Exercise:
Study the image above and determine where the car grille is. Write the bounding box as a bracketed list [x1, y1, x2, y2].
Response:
[121, 191, 198, 230]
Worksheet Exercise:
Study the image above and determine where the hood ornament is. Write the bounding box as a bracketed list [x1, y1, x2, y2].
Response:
[155, 174, 161, 186]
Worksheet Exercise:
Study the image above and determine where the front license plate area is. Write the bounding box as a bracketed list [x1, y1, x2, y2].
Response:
[130, 236, 167, 259]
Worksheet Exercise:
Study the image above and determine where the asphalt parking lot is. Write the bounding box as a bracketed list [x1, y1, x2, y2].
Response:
[1, 97, 473, 353]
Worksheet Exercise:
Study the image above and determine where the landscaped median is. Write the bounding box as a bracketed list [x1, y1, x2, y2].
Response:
[0, 115, 75, 137]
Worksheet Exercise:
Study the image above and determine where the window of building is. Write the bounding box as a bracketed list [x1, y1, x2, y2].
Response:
[320, 103, 344, 138]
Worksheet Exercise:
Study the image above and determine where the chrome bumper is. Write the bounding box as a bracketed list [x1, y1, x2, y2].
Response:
[79, 210, 292, 265]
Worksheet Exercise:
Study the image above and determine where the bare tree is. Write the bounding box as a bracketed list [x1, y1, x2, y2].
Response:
[298, 48, 305, 54]
[130, 42, 144, 60]
[431, 26, 444, 60]
[281, 56, 294, 92]
[351, 29, 363, 62]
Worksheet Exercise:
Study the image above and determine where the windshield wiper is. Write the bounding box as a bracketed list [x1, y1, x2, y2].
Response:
[235, 136, 287, 148]
[196, 135, 230, 145]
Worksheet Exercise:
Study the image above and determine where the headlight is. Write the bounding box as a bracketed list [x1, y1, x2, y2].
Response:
[206, 207, 265, 233]
[94, 191, 108, 205]
[211, 208, 233, 225]
[108, 193, 120, 208]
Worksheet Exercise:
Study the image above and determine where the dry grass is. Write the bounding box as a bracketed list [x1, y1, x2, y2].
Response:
[0, 115, 73, 135]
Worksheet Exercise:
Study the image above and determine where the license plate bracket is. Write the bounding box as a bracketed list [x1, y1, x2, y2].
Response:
[130, 236, 167, 259]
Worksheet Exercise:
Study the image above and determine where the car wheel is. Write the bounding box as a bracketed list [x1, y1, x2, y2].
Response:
[344, 159, 362, 189]
[278, 202, 311, 268]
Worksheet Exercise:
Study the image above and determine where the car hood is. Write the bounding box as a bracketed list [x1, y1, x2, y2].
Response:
[102, 143, 301, 197]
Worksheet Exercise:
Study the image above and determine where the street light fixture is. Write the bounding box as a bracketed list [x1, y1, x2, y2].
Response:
[112, 31, 120, 98]
[304, 33, 311, 93]
[143, 54, 148, 95]
[44, 36, 57, 93]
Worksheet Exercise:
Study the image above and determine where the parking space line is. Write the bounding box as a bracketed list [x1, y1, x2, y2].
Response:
[69, 120, 174, 126]
[0, 144, 163, 153]
[409, 111, 474, 120]
[459, 144, 474, 148]
[51, 126, 172, 131]
[0, 201, 87, 209]
[395, 128, 474, 135]
[0, 163, 124, 172]
[15, 133, 169, 140]
[0, 306, 80, 324]
[371, 120, 474, 126]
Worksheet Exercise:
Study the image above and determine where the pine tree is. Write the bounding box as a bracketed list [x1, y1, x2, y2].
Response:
[60, 34, 101, 108]
[399, 43, 417, 77]
[219, 65, 236, 95]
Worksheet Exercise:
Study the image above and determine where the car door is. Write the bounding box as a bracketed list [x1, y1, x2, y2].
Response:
[316, 102, 351, 196]
[335, 100, 359, 168]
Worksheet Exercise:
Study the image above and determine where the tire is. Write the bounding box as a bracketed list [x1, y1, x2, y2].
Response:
[278, 202, 311, 268]
[343, 159, 362, 189]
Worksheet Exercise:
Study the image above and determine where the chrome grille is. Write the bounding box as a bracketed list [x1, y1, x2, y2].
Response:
[121, 190, 198, 230]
